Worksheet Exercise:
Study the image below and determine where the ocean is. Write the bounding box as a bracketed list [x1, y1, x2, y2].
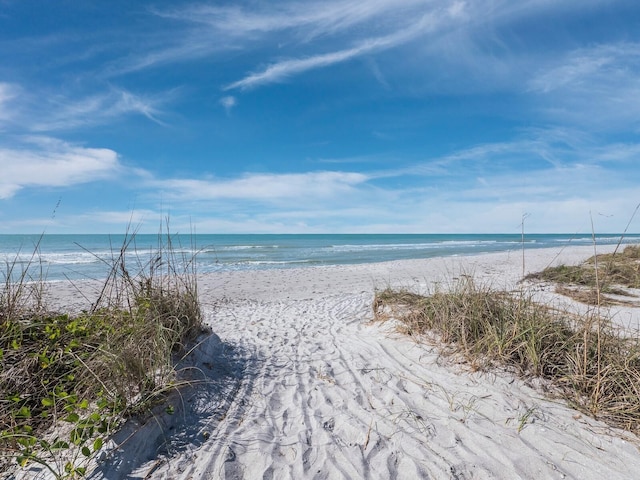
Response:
[1, 233, 639, 282]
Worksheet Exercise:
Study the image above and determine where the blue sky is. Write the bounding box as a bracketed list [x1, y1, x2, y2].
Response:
[1, 0, 639, 234]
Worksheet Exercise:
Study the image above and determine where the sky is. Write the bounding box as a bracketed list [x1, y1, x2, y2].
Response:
[1, 0, 639, 234]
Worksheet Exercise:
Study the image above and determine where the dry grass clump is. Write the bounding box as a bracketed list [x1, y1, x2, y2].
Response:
[585, 244, 640, 289]
[526, 244, 640, 305]
[0, 230, 203, 478]
[374, 278, 640, 434]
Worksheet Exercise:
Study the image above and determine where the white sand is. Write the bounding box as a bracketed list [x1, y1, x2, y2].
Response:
[51, 246, 640, 479]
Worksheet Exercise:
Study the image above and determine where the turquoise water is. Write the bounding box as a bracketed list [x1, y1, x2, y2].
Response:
[1, 233, 639, 281]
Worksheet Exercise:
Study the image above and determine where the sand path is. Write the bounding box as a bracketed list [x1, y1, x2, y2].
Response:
[85, 246, 640, 479]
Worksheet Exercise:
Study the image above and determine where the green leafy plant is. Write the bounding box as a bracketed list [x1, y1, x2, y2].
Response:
[0, 225, 204, 478]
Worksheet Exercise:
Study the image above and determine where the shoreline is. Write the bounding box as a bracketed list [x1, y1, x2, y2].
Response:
[44, 244, 610, 309]
[195, 243, 621, 298]
[7, 233, 639, 283]
[40, 244, 640, 479]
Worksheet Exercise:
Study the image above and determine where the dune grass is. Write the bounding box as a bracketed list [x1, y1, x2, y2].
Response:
[525, 244, 640, 305]
[0, 229, 204, 478]
[374, 276, 640, 435]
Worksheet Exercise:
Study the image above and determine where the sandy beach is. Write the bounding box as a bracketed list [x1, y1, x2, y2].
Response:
[45, 245, 640, 479]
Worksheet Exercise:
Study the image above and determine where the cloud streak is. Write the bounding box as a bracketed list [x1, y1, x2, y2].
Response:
[224, 10, 451, 90]
[0, 83, 171, 134]
[29, 88, 168, 132]
[158, 0, 433, 39]
[153, 171, 369, 203]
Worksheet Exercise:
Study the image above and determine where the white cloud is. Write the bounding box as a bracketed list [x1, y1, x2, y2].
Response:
[0, 183, 21, 199]
[219, 95, 237, 113]
[530, 55, 612, 94]
[367, 165, 639, 234]
[0, 137, 121, 199]
[163, 0, 603, 43]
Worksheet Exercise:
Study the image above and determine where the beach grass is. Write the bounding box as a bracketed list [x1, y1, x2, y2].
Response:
[525, 244, 640, 305]
[374, 276, 640, 435]
[0, 228, 204, 478]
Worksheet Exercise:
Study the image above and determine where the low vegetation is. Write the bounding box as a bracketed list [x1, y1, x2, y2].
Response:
[374, 275, 640, 435]
[0, 230, 204, 478]
[525, 244, 640, 305]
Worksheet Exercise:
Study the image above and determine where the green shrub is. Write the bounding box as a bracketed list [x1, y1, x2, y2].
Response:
[0, 229, 203, 478]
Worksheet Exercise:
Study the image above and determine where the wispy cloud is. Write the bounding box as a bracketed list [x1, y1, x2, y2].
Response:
[528, 43, 640, 129]
[103, 38, 222, 77]
[224, 46, 370, 91]
[0, 137, 121, 199]
[0, 83, 170, 133]
[224, 11, 452, 90]
[157, 0, 432, 40]
[215, 0, 612, 94]
[0, 82, 20, 125]
[106, 0, 448, 81]
[374, 158, 639, 233]
[152, 171, 369, 203]
[363, 127, 640, 214]
[29, 88, 168, 131]
[530, 43, 640, 93]
[219, 95, 237, 114]
[106, 0, 614, 93]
